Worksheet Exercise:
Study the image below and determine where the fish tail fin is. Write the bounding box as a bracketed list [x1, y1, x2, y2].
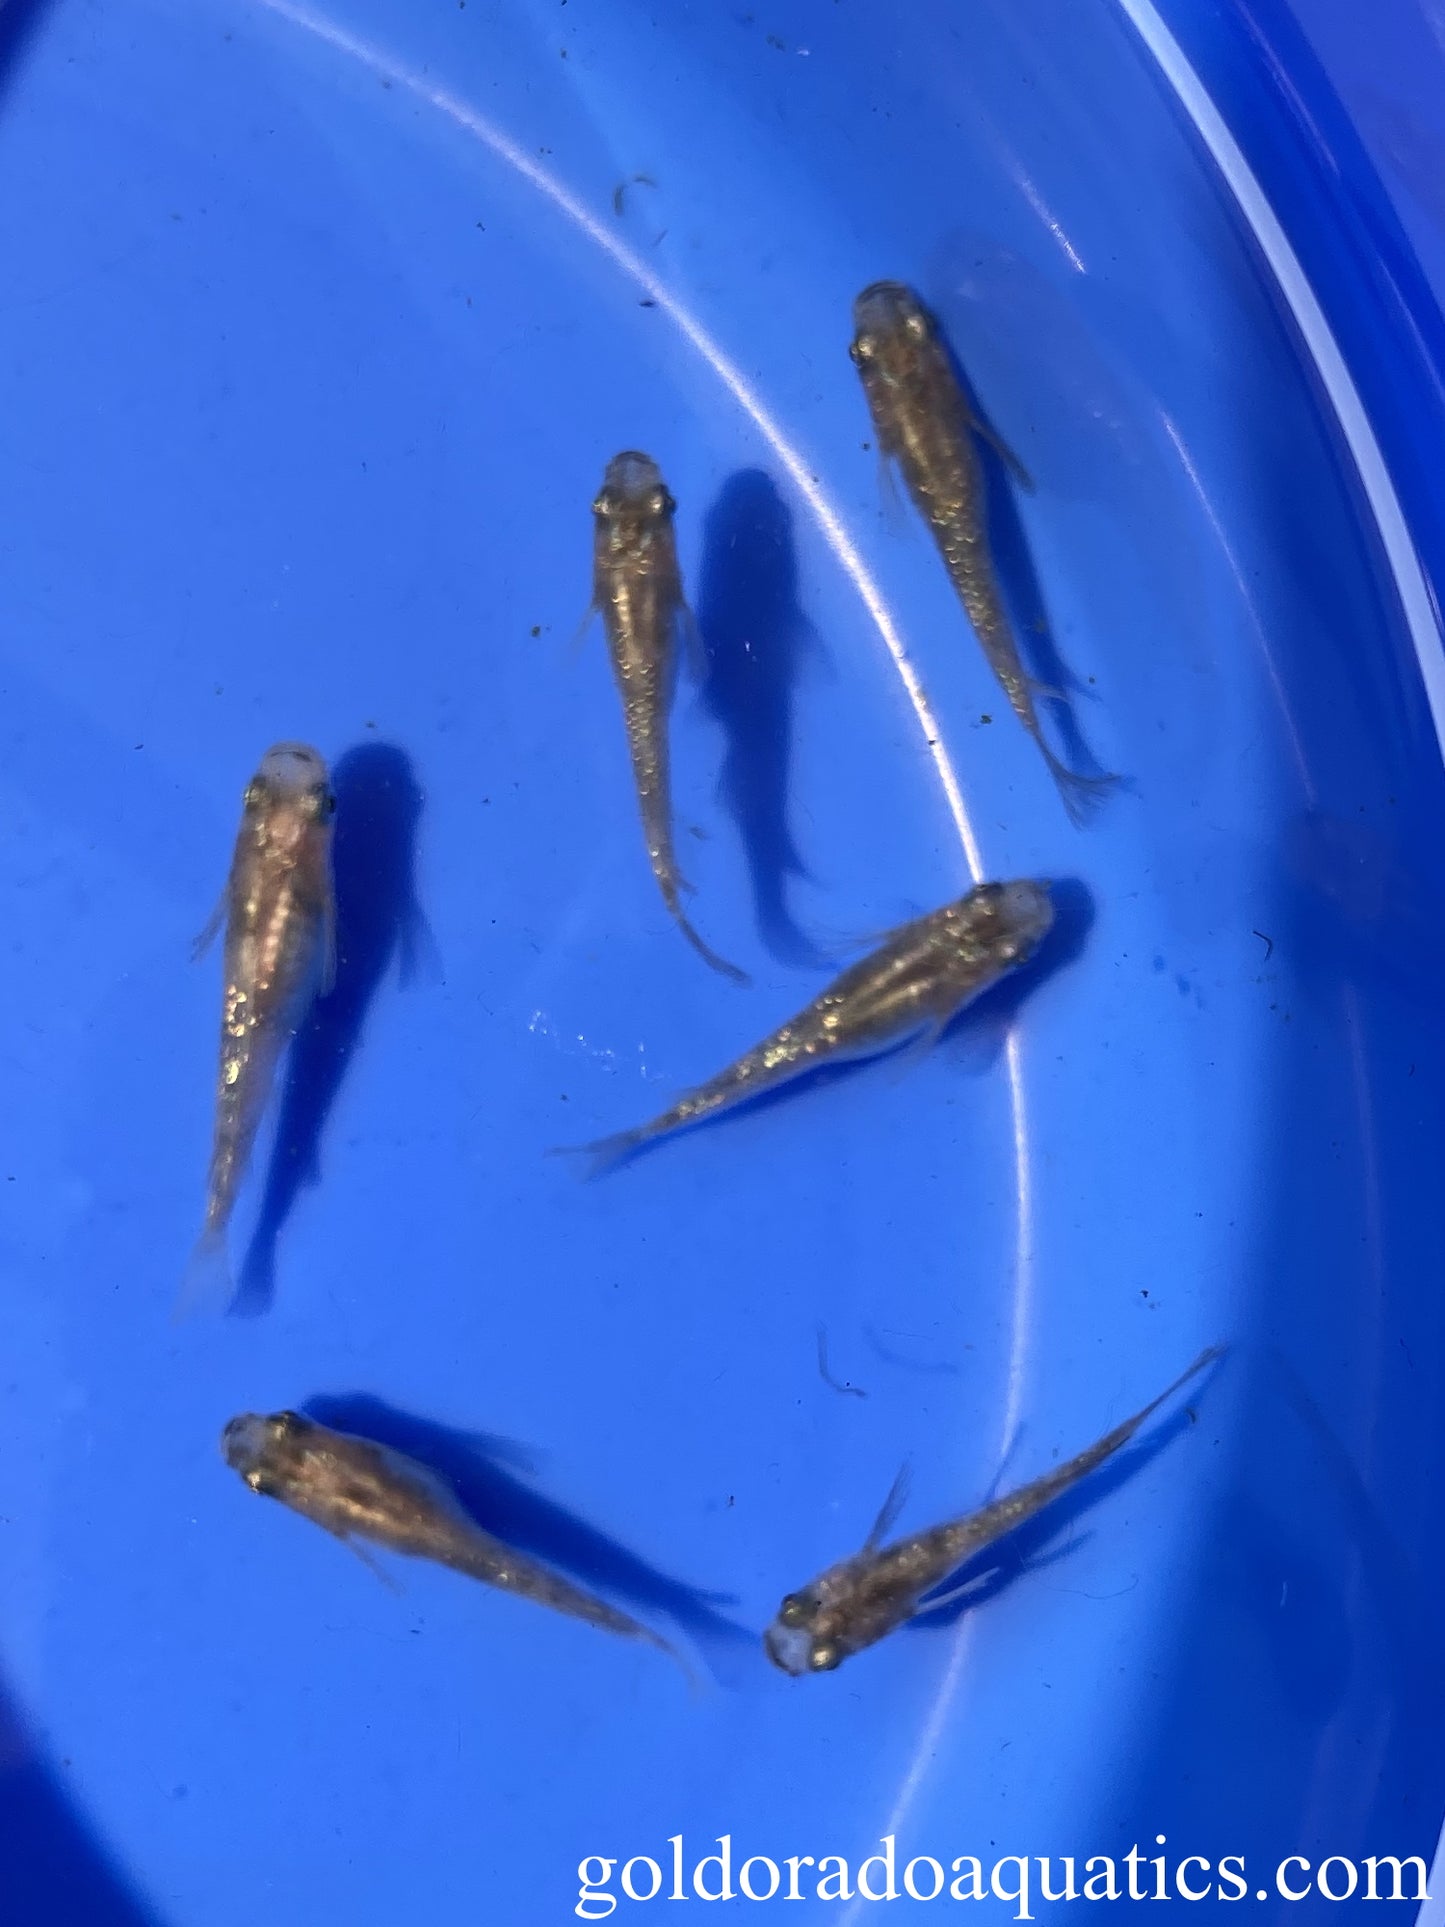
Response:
[1090, 1345, 1227, 1459]
[652, 860, 749, 984]
[546, 1128, 648, 1181]
[671, 907, 750, 986]
[1132, 1343, 1227, 1431]
[651, 1627, 705, 1696]
[173, 1229, 236, 1323]
[1039, 744, 1120, 828]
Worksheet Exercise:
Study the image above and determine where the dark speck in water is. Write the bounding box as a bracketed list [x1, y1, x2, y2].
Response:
[980, 713, 992, 725]
[530, 625, 541, 637]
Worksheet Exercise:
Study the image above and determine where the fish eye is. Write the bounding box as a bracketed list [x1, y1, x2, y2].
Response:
[245, 1468, 278, 1497]
[271, 1410, 301, 1435]
[808, 1639, 842, 1672]
[650, 488, 673, 517]
[242, 780, 265, 810]
[592, 490, 613, 517]
[778, 1592, 812, 1628]
[849, 336, 871, 364]
[903, 310, 928, 339]
[308, 786, 336, 821]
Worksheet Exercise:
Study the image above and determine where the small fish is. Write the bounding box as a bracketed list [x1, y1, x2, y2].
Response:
[764, 1345, 1222, 1676]
[570, 879, 1053, 1171]
[590, 451, 747, 983]
[222, 1409, 675, 1661]
[183, 743, 336, 1315]
[849, 280, 1115, 823]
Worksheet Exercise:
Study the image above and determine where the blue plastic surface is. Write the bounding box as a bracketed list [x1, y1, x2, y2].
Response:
[1, 0, 1444, 1920]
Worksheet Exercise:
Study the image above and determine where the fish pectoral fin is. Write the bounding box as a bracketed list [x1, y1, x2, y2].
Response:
[875, 451, 911, 536]
[968, 410, 1034, 492]
[334, 1533, 404, 1594]
[863, 1461, 912, 1552]
[683, 611, 707, 681]
[191, 893, 227, 961]
[910, 1570, 991, 1619]
[318, 907, 338, 999]
[1026, 675, 1068, 708]
[881, 1019, 947, 1086]
[397, 913, 444, 990]
[568, 603, 599, 659]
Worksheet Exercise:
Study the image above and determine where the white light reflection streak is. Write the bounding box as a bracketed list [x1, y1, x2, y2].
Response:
[1015, 171, 1088, 275]
[1157, 411, 1315, 800]
[247, 0, 1038, 1868]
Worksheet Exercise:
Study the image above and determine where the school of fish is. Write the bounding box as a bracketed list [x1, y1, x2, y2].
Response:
[175, 283, 1219, 1688]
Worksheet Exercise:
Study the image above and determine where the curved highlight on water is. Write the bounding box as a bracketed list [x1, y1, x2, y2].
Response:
[245, 0, 1037, 1866]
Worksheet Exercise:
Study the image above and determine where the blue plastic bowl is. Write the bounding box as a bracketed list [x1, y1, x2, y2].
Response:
[2, 0, 1443, 1920]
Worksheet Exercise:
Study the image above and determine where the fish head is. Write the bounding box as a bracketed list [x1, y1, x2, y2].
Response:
[592, 451, 676, 558]
[849, 280, 937, 371]
[246, 743, 336, 827]
[221, 1408, 312, 1498]
[762, 1580, 857, 1678]
[950, 878, 1055, 970]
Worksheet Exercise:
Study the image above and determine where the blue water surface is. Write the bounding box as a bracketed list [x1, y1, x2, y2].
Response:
[0, 0, 1442, 1920]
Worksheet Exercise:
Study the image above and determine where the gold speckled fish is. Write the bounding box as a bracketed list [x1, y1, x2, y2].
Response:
[591, 451, 747, 983]
[570, 879, 1053, 1171]
[849, 280, 1116, 824]
[223, 1409, 676, 1661]
[183, 743, 335, 1315]
[765, 1346, 1221, 1676]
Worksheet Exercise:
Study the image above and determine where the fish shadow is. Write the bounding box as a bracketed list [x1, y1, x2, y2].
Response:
[938, 337, 1117, 798]
[0, 1673, 165, 1926]
[302, 1394, 752, 1657]
[696, 468, 833, 968]
[908, 1403, 1203, 1631]
[0, 0, 51, 112]
[235, 743, 429, 1316]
